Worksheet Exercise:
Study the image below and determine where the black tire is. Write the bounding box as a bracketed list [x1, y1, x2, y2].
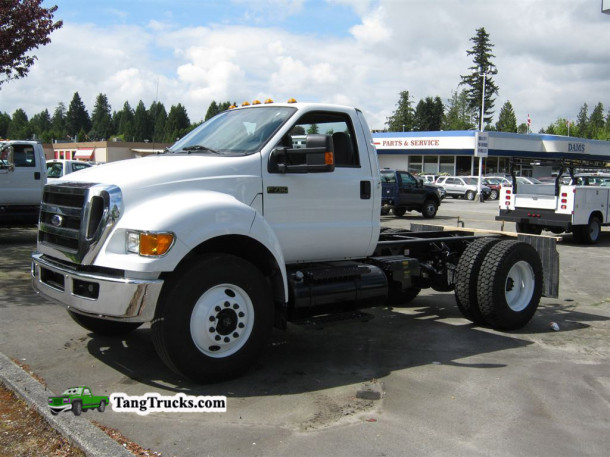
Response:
[489, 189, 499, 200]
[421, 200, 438, 219]
[477, 240, 543, 330]
[98, 400, 106, 413]
[515, 222, 543, 235]
[380, 206, 390, 216]
[67, 310, 142, 336]
[573, 215, 601, 245]
[393, 207, 406, 217]
[152, 254, 273, 383]
[454, 238, 500, 325]
[72, 401, 82, 416]
[465, 190, 475, 200]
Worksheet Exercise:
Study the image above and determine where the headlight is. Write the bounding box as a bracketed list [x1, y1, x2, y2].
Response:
[127, 231, 175, 257]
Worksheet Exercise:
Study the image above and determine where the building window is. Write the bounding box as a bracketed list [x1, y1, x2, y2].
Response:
[408, 155, 422, 173]
[440, 156, 454, 175]
[456, 156, 471, 175]
[423, 155, 438, 173]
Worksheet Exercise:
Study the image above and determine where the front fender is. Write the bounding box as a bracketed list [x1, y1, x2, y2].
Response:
[94, 191, 288, 300]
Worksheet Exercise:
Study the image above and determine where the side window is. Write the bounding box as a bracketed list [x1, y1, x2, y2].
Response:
[13, 145, 36, 167]
[83, 388, 91, 396]
[279, 111, 360, 167]
[399, 172, 416, 186]
[445, 178, 455, 184]
[72, 163, 88, 172]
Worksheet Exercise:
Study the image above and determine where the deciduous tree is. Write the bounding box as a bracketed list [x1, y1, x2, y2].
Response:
[0, 0, 63, 86]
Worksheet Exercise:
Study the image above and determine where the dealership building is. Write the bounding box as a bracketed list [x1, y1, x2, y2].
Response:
[372, 131, 610, 177]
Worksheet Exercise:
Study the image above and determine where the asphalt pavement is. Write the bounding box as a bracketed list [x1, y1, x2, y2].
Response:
[1, 199, 608, 457]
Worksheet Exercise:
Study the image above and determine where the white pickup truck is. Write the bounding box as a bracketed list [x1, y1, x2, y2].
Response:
[1, 140, 47, 226]
[496, 174, 609, 244]
[31, 101, 559, 382]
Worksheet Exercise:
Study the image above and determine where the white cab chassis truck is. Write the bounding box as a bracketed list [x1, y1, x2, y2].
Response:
[496, 168, 609, 244]
[32, 103, 559, 382]
[1, 140, 47, 226]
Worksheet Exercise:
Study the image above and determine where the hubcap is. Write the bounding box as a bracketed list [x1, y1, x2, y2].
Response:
[190, 284, 254, 358]
[505, 261, 535, 312]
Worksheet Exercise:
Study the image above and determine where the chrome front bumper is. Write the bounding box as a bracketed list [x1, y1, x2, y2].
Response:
[31, 252, 163, 323]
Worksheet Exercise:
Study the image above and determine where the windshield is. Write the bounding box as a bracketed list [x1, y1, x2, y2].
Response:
[169, 106, 296, 155]
[47, 162, 63, 178]
[464, 177, 478, 185]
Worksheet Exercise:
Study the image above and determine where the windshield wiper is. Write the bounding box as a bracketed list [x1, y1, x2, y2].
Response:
[180, 145, 220, 154]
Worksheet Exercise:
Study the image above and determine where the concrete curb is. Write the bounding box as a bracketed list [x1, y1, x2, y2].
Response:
[0, 351, 132, 457]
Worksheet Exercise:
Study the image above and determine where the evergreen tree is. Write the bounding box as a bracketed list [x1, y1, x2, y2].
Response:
[149, 101, 167, 144]
[0, 112, 10, 138]
[117, 101, 135, 141]
[443, 89, 475, 130]
[133, 100, 152, 142]
[386, 90, 415, 132]
[51, 102, 67, 139]
[205, 101, 219, 121]
[495, 101, 518, 132]
[307, 124, 319, 134]
[575, 103, 588, 138]
[90, 93, 112, 140]
[413, 96, 444, 131]
[7, 109, 31, 139]
[29, 108, 51, 139]
[66, 92, 91, 137]
[588, 102, 605, 140]
[459, 27, 499, 130]
[164, 103, 190, 142]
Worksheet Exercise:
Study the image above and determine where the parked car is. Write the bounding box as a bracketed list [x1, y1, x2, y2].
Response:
[46, 159, 92, 181]
[380, 169, 442, 218]
[435, 176, 491, 200]
[464, 176, 502, 200]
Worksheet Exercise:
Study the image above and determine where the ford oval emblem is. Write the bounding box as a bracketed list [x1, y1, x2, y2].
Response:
[51, 214, 63, 227]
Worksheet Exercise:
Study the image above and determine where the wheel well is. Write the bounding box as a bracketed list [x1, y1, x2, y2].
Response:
[589, 211, 603, 223]
[166, 235, 286, 324]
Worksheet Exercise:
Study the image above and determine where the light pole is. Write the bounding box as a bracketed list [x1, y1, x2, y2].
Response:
[475, 65, 496, 202]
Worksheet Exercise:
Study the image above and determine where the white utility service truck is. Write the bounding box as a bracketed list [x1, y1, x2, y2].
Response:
[496, 167, 609, 244]
[31, 101, 559, 382]
[1, 140, 47, 226]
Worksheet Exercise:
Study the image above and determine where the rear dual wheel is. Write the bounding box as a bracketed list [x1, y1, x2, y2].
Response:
[455, 240, 542, 330]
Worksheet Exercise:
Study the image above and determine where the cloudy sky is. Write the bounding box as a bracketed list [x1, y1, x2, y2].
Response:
[2, 0, 609, 132]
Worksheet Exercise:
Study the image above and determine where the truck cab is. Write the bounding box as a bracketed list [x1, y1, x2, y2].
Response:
[380, 168, 441, 218]
[0, 140, 47, 225]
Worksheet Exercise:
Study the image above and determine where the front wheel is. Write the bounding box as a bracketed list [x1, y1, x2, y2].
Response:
[98, 400, 106, 413]
[489, 189, 499, 200]
[421, 200, 438, 218]
[72, 401, 82, 416]
[477, 240, 543, 330]
[465, 190, 475, 200]
[67, 311, 142, 336]
[152, 254, 273, 383]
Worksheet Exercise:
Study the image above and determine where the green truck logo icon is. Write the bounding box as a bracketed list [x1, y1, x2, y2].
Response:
[47, 386, 109, 416]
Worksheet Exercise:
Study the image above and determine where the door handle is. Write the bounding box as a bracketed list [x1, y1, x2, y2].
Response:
[360, 181, 371, 199]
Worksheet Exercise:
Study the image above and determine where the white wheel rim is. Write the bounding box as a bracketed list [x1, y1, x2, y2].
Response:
[590, 220, 600, 240]
[190, 284, 254, 358]
[505, 261, 535, 312]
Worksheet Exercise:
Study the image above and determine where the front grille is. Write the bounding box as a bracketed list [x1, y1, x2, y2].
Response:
[38, 183, 122, 264]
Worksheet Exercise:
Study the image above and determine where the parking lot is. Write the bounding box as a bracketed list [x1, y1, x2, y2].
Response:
[1, 198, 609, 457]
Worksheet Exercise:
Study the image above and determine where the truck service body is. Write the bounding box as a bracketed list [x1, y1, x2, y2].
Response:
[31, 102, 559, 382]
[496, 171, 609, 244]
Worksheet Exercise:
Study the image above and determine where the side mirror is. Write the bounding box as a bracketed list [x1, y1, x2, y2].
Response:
[269, 134, 335, 174]
[417, 178, 424, 187]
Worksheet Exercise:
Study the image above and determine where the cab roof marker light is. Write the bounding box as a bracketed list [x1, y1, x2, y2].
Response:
[241, 101, 250, 107]
[264, 99, 274, 104]
[252, 100, 261, 105]
[287, 98, 297, 103]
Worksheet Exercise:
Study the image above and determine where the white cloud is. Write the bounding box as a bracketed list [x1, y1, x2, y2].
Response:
[1, 0, 608, 134]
